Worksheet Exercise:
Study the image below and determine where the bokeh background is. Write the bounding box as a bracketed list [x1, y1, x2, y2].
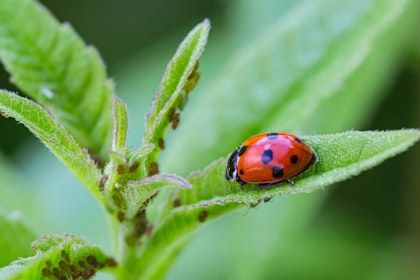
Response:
[0, 0, 419, 279]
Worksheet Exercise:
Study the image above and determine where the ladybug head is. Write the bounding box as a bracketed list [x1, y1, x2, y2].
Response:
[225, 148, 239, 181]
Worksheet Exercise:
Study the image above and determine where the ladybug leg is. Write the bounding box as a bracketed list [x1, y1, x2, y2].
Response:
[234, 178, 246, 190]
[229, 181, 245, 191]
[286, 179, 294, 185]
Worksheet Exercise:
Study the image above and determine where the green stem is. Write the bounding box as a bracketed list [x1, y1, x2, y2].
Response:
[109, 209, 150, 279]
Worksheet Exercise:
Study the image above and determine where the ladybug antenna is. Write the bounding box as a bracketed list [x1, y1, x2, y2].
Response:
[242, 205, 252, 216]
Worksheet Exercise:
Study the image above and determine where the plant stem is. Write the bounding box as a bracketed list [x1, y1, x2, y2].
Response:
[109, 209, 150, 279]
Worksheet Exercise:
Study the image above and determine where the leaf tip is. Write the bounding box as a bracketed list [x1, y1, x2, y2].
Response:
[202, 18, 211, 29]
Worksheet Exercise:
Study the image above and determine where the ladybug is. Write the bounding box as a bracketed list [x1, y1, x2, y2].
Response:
[225, 132, 317, 189]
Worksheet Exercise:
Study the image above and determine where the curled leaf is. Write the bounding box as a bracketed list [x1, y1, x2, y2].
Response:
[121, 174, 192, 219]
[112, 98, 129, 152]
[142, 19, 210, 172]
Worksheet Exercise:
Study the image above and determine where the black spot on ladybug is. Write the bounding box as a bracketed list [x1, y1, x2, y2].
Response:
[272, 166, 284, 178]
[266, 133, 278, 140]
[261, 149, 273, 165]
[239, 169, 245, 175]
[238, 145, 248, 156]
[294, 137, 302, 143]
[173, 198, 181, 208]
[198, 210, 208, 223]
[290, 155, 298, 164]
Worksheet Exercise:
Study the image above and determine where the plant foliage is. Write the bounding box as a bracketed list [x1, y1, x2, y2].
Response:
[0, 0, 419, 279]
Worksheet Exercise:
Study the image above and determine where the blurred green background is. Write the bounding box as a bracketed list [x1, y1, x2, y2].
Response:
[0, 0, 419, 279]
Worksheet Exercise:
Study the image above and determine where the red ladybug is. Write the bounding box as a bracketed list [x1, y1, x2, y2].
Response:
[225, 132, 317, 189]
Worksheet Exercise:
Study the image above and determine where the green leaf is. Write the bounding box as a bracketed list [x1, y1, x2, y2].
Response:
[121, 174, 191, 219]
[0, 0, 114, 161]
[165, 0, 418, 175]
[141, 129, 420, 278]
[141, 19, 210, 171]
[0, 234, 117, 279]
[0, 211, 37, 267]
[112, 98, 129, 152]
[181, 130, 420, 206]
[0, 90, 103, 204]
